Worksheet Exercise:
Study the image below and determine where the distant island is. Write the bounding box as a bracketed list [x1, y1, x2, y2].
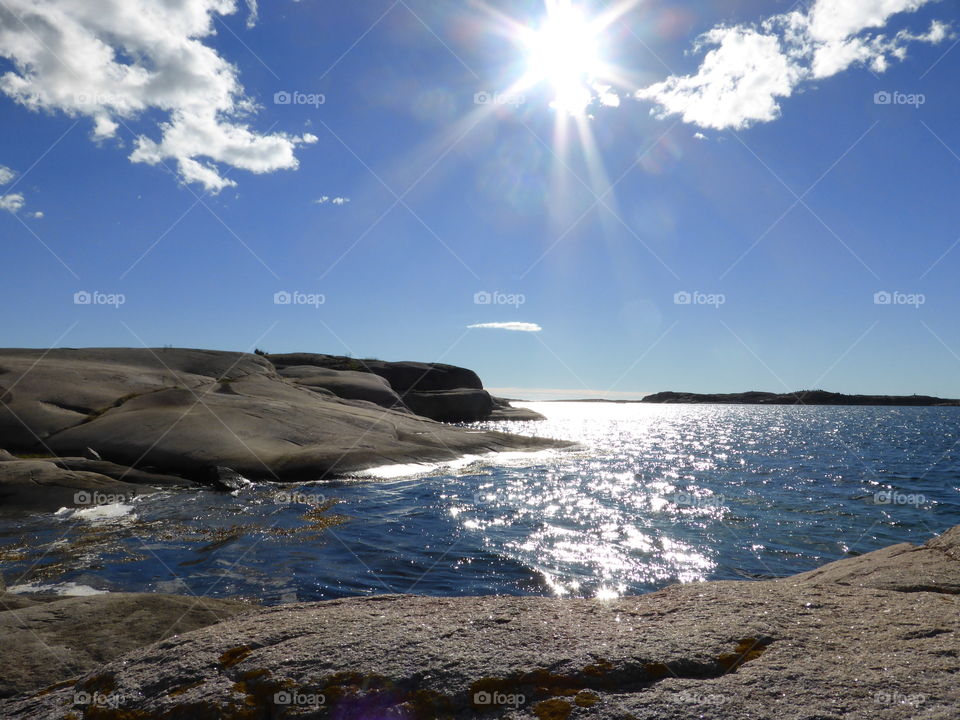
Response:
[641, 390, 960, 406]
[543, 390, 960, 405]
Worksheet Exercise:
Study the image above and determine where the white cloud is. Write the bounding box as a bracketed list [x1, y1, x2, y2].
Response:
[31, 210, 43, 218]
[595, 84, 621, 108]
[807, 0, 931, 42]
[0, 164, 42, 215]
[693, 132, 707, 140]
[468, 322, 543, 332]
[0, 0, 316, 193]
[315, 196, 350, 205]
[638, 26, 803, 130]
[637, 0, 949, 130]
[0, 193, 25, 213]
[245, 0, 259, 29]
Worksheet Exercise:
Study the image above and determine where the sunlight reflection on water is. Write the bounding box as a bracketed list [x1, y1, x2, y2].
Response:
[2, 402, 958, 602]
[461, 402, 960, 598]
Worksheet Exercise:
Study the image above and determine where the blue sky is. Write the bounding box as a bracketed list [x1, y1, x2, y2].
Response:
[2, 0, 960, 398]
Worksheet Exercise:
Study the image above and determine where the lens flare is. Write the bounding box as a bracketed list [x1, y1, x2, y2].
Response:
[452, 1, 643, 234]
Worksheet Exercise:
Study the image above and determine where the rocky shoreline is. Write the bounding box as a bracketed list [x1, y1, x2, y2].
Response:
[0, 524, 956, 718]
[2, 348, 957, 719]
[0, 348, 564, 511]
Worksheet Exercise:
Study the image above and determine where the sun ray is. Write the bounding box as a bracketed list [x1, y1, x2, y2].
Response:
[465, 0, 644, 238]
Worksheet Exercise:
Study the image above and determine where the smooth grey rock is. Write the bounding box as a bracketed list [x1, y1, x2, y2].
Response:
[0, 349, 567, 485]
[488, 397, 546, 421]
[268, 353, 542, 423]
[0, 347, 272, 448]
[268, 353, 483, 393]
[366, 360, 483, 394]
[0, 460, 157, 512]
[279, 365, 407, 410]
[50, 458, 193, 488]
[0, 448, 16, 461]
[45, 373, 561, 480]
[0, 593, 253, 698]
[785, 525, 960, 594]
[404, 388, 494, 422]
[1, 525, 957, 719]
[486, 406, 547, 421]
[0, 593, 56, 611]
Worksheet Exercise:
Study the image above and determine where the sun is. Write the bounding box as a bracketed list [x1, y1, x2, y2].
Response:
[472, 0, 637, 116]
[521, 2, 603, 114]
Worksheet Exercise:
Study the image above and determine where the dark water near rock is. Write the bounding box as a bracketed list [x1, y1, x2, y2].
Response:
[3, 403, 959, 603]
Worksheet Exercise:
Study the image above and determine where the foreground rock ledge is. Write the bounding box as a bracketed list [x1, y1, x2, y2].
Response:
[2, 526, 957, 719]
[0, 593, 253, 700]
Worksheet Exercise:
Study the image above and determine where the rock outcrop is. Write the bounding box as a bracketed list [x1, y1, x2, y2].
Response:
[276, 365, 408, 411]
[267, 352, 544, 422]
[1, 524, 957, 719]
[0, 456, 181, 512]
[0, 349, 562, 498]
[0, 593, 253, 699]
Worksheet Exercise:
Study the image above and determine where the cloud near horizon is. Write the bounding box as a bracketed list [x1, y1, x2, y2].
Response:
[636, 0, 951, 130]
[0, 0, 316, 193]
[468, 322, 542, 332]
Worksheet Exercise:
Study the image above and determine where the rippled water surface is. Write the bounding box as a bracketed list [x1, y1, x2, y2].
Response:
[3, 403, 959, 602]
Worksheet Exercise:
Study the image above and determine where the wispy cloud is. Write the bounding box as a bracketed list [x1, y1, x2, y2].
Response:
[637, 0, 951, 130]
[0, 165, 15, 185]
[246, 0, 259, 29]
[468, 322, 542, 332]
[315, 196, 351, 206]
[0, 0, 316, 193]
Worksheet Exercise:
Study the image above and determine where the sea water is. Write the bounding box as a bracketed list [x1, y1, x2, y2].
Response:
[2, 403, 958, 603]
